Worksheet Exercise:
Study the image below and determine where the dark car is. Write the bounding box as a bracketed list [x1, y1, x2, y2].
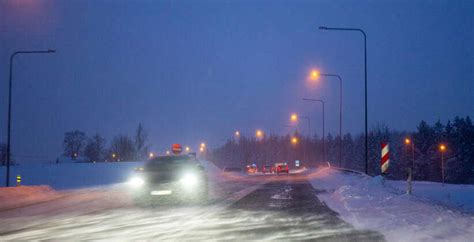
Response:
[262, 164, 274, 174]
[128, 155, 208, 205]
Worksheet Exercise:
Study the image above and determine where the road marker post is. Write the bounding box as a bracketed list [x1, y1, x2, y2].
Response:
[380, 143, 390, 185]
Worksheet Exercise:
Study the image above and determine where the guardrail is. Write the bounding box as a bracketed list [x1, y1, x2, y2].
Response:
[325, 162, 371, 178]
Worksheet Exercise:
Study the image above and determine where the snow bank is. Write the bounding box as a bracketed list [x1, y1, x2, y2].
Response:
[0, 162, 145, 190]
[308, 168, 474, 242]
[387, 180, 474, 213]
[0, 186, 61, 210]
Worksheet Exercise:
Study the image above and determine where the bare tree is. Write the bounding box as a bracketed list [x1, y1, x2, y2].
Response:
[63, 130, 87, 159]
[135, 123, 149, 160]
[84, 134, 107, 162]
[110, 135, 136, 161]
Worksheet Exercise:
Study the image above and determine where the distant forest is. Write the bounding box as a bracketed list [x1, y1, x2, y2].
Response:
[209, 116, 474, 184]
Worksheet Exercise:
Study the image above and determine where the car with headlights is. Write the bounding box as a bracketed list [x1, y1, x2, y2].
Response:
[246, 164, 258, 174]
[128, 155, 208, 205]
[275, 162, 289, 174]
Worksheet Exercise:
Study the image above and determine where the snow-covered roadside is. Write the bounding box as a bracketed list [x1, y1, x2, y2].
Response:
[0, 160, 221, 190]
[308, 168, 474, 242]
[0, 186, 62, 210]
[0, 162, 145, 190]
[387, 180, 474, 213]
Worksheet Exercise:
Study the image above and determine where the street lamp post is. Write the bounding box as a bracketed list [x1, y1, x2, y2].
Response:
[439, 144, 446, 185]
[302, 98, 325, 164]
[319, 26, 368, 174]
[315, 72, 343, 167]
[5, 49, 56, 187]
[404, 138, 416, 178]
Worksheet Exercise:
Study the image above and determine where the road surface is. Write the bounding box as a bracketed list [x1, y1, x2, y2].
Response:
[0, 173, 384, 241]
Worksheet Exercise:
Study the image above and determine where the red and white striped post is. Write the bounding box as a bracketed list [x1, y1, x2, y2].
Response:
[381, 143, 390, 174]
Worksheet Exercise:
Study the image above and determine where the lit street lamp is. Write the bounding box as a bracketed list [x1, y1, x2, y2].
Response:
[290, 113, 298, 122]
[149, 152, 155, 159]
[439, 144, 446, 185]
[404, 138, 416, 177]
[319, 25, 368, 174]
[5, 49, 56, 187]
[302, 98, 325, 164]
[255, 129, 264, 139]
[291, 137, 299, 145]
[309, 70, 343, 167]
[185, 146, 190, 153]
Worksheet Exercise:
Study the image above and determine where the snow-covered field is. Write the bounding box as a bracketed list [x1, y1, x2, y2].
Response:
[0, 159, 226, 190]
[308, 168, 474, 242]
[387, 180, 474, 213]
[0, 162, 145, 190]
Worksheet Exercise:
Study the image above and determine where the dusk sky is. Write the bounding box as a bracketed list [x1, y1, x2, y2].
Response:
[1, 0, 473, 163]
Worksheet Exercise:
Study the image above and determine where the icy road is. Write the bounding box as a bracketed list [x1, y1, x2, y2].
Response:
[0, 173, 384, 241]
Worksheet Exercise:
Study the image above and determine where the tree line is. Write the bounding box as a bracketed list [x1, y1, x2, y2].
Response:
[62, 123, 150, 162]
[209, 116, 474, 184]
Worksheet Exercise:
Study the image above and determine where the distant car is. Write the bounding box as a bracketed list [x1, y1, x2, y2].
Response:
[261, 164, 274, 174]
[223, 167, 243, 173]
[246, 164, 258, 174]
[127, 155, 208, 205]
[275, 162, 289, 174]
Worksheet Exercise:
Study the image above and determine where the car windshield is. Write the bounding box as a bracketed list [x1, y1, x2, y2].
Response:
[145, 156, 197, 171]
[1, 1, 473, 241]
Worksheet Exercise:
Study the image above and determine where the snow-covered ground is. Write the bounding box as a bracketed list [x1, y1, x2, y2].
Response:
[0, 162, 145, 190]
[308, 168, 474, 242]
[387, 180, 474, 213]
[0, 159, 225, 190]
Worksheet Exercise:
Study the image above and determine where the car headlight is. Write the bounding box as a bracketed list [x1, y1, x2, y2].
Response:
[180, 173, 198, 187]
[128, 176, 145, 187]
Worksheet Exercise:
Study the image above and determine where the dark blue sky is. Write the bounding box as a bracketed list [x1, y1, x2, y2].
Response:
[1, 0, 473, 163]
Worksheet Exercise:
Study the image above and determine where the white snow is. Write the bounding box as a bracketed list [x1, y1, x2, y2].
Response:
[0, 185, 62, 210]
[387, 180, 474, 213]
[0, 159, 222, 190]
[308, 168, 474, 242]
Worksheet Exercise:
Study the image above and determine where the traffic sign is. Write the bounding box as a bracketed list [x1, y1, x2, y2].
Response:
[172, 144, 182, 154]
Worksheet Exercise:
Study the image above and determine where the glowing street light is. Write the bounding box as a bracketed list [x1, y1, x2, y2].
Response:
[166, 150, 170, 155]
[235, 131, 240, 137]
[200, 142, 206, 148]
[185, 146, 190, 152]
[309, 69, 320, 81]
[149, 152, 155, 159]
[308, 69, 344, 167]
[439, 144, 447, 185]
[404, 137, 416, 176]
[112, 153, 116, 159]
[199, 147, 204, 153]
[290, 113, 298, 122]
[291, 137, 299, 145]
[255, 129, 264, 139]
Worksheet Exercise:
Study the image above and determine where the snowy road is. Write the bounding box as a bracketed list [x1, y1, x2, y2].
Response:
[0, 173, 384, 241]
